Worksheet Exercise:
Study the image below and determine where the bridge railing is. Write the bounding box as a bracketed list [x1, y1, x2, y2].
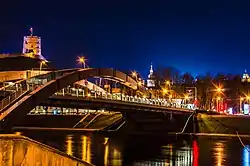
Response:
[0, 88, 29, 111]
[55, 87, 195, 110]
[0, 69, 78, 111]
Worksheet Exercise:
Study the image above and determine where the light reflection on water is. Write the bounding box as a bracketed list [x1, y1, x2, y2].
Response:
[21, 131, 250, 166]
[243, 146, 250, 166]
[213, 141, 227, 166]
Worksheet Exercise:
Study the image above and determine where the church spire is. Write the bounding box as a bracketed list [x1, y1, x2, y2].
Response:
[150, 62, 153, 75]
[147, 62, 156, 88]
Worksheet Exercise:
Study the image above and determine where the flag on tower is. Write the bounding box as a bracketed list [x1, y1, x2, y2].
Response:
[30, 27, 33, 36]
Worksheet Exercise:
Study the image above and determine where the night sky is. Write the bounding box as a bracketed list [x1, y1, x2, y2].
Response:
[1, 0, 250, 78]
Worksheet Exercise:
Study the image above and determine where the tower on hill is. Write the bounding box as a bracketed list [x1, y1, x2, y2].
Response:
[22, 27, 46, 60]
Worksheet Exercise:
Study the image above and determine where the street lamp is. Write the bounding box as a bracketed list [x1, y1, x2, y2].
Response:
[216, 97, 221, 112]
[184, 95, 189, 104]
[131, 71, 138, 81]
[165, 80, 170, 85]
[39, 61, 46, 73]
[138, 81, 142, 87]
[77, 56, 87, 68]
[216, 87, 222, 93]
[240, 97, 244, 114]
[163, 88, 168, 94]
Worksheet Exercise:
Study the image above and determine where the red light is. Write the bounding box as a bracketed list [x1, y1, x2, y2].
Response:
[193, 140, 199, 166]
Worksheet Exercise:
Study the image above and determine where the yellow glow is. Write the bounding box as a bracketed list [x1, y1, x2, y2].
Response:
[81, 135, 91, 163]
[165, 80, 170, 85]
[112, 148, 122, 166]
[131, 71, 137, 78]
[184, 95, 189, 100]
[87, 93, 91, 97]
[138, 81, 142, 86]
[213, 142, 226, 166]
[40, 60, 46, 65]
[14, 132, 22, 135]
[104, 137, 109, 166]
[217, 97, 221, 101]
[66, 135, 73, 156]
[40, 60, 47, 70]
[77, 56, 86, 63]
[143, 95, 146, 98]
[240, 97, 244, 101]
[169, 94, 172, 99]
[217, 87, 222, 93]
[247, 96, 250, 100]
[163, 88, 168, 94]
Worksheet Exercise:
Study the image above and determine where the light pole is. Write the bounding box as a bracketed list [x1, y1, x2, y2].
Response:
[162, 88, 168, 99]
[131, 71, 138, 81]
[39, 61, 46, 74]
[240, 97, 244, 114]
[77, 56, 87, 68]
[184, 95, 189, 105]
[216, 97, 221, 112]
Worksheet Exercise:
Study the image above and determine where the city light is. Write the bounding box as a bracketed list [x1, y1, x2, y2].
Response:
[77, 56, 87, 68]
[138, 81, 142, 87]
[131, 71, 138, 78]
[217, 87, 222, 93]
[39, 60, 47, 72]
[165, 80, 170, 85]
[184, 95, 189, 100]
[241, 97, 245, 101]
[217, 97, 221, 100]
[163, 88, 168, 94]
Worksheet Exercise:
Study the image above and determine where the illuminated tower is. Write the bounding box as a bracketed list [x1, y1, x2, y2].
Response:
[147, 63, 156, 88]
[22, 28, 46, 60]
[242, 69, 250, 82]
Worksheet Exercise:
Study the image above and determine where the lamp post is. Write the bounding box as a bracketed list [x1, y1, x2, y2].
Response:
[131, 71, 138, 81]
[184, 95, 189, 105]
[216, 97, 221, 112]
[39, 61, 46, 74]
[77, 56, 87, 68]
[240, 97, 244, 114]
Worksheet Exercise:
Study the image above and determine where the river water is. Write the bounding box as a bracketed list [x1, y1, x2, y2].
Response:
[20, 131, 250, 166]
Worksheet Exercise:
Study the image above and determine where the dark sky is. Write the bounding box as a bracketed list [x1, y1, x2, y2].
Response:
[1, 0, 250, 78]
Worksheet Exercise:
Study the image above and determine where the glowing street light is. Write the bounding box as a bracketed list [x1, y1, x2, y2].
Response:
[131, 71, 138, 80]
[39, 60, 46, 72]
[165, 80, 170, 85]
[138, 81, 142, 87]
[216, 87, 222, 93]
[77, 56, 87, 68]
[184, 95, 189, 104]
[163, 88, 168, 94]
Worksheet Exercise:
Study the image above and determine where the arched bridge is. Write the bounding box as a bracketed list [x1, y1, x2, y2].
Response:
[0, 68, 138, 131]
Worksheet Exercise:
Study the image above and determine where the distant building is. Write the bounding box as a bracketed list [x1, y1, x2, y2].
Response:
[147, 63, 156, 88]
[242, 69, 250, 82]
[22, 27, 46, 61]
[0, 28, 52, 71]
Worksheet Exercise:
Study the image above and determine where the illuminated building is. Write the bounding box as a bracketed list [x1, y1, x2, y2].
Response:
[242, 69, 250, 82]
[22, 27, 46, 60]
[0, 28, 52, 71]
[147, 63, 155, 88]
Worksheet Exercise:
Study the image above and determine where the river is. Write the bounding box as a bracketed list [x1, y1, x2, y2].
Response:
[19, 131, 250, 166]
